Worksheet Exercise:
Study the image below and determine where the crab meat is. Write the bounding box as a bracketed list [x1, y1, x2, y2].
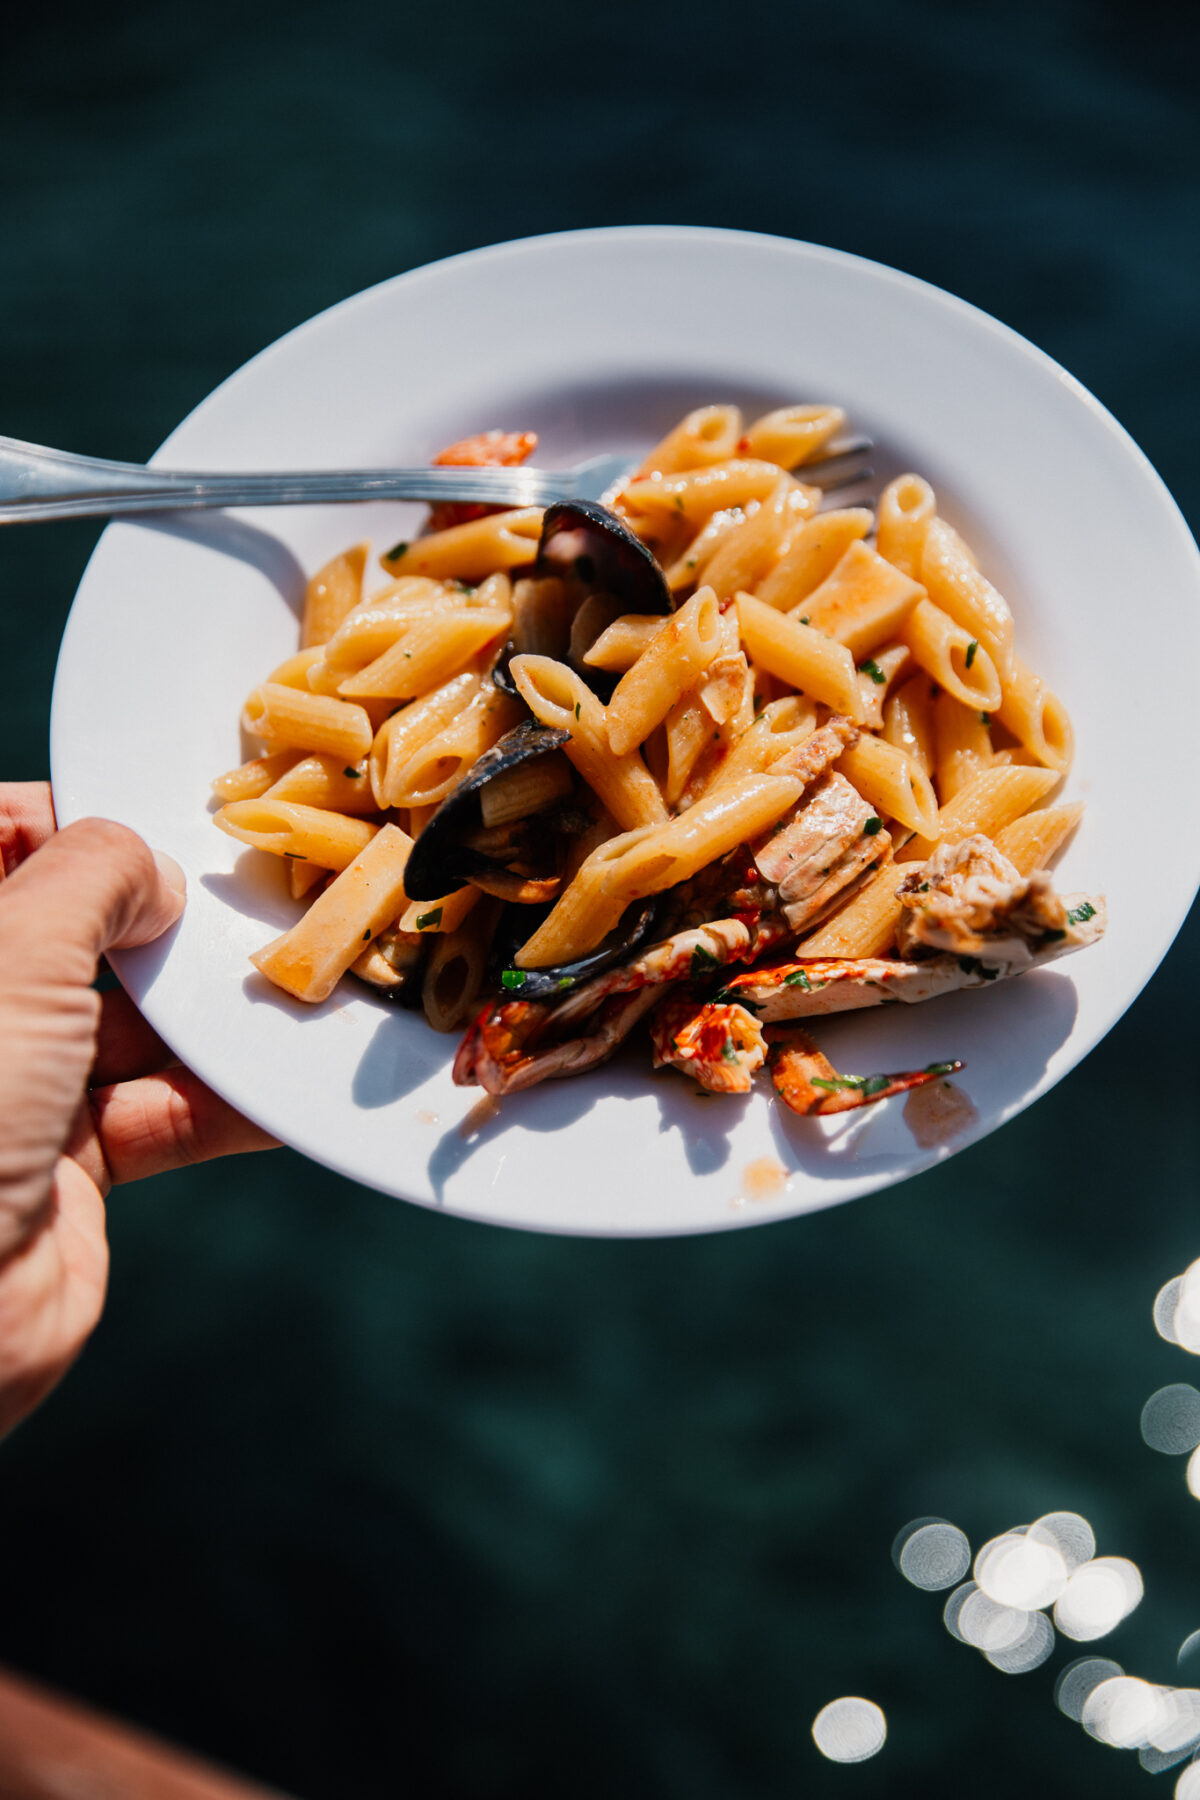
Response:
[550, 914, 792, 1032]
[455, 985, 662, 1095]
[752, 770, 891, 932]
[767, 1026, 962, 1116]
[895, 834, 1070, 960]
[651, 998, 767, 1093]
[428, 430, 538, 532]
[723, 893, 1106, 1021]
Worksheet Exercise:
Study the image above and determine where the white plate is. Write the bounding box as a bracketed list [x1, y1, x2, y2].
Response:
[50, 227, 1200, 1237]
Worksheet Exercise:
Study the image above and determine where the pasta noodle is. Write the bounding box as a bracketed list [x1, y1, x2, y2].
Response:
[213, 403, 1098, 1115]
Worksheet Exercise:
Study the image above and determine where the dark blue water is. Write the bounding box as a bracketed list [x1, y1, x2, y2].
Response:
[1, 3, 1198, 1793]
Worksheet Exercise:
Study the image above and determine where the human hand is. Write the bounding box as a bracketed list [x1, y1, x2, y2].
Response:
[0, 784, 276, 1437]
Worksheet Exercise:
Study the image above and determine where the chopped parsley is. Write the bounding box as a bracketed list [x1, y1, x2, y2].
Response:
[283, 850, 304, 858]
[1068, 900, 1097, 926]
[574, 553, 596, 584]
[721, 1039, 740, 1065]
[415, 907, 443, 930]
[500, 969, 526, 991]
[686, 557, 697, 570]
[799, 615, 811, 626]
[451, 580, 475, 595]
[965, 640, 979, 669]
[574, 702, 581, 720]
[980, 710, 990, 725]
[385, 541, 408, 561]
[863, 816, 883, 836]
[690, 943, 721, 978]
[344, 766, 363, 779]
[556, 976, 575, 991]
[859, 658, 886, 685]
[362, 928, 372, 941]
[923, 1060, 960, 1076]
[783, 968, 813, 989]
[673, 494, 686, 516]
[811, 1072, 891, 1097]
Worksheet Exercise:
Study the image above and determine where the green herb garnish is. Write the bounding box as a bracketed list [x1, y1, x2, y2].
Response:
[811, 1072, 890, 1097]
[690, 943, 721, 978]
[923, 1060, 959, 1076]
[863, 816, 883, 836]
[783, 968, 813, 990]
[385, 541, 408, 561]
[965, 640, 978, 669]
[859, 658, 886, 685]
[1068, 900, 1096, 925]
[721, 1039, 740, 1065]
[980, 711, 990, 725]
[500, 969, 526, 991]
[344, 766, 362, 779]
[957, 955, 998, 980]
[362, 928, 372, 941]
[415, 907, 443, 930]
[574, 702, 581, 720]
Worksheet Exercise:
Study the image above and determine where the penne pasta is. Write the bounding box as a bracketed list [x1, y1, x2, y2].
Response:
[997, 657, 1075, 773]
[900, 599, 1003, 713]
[251, 823, 413, 1003]
[605, 587, 723, 756]
[753, 506, 874, 611]
[797, 540, 925, 659]
[382, 508, 544, 580]
[214, 401, 1098, 1114]
[515, 772, 804, 967]
[242, 683, 375, 763]
[510, 654, 668, 830]
[736, 591, 866, 721]
[301, 543, 368, 649]
[215, 799, 378, 870]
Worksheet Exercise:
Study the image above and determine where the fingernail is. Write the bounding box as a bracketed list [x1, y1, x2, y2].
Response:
[153, 849, 187, 902]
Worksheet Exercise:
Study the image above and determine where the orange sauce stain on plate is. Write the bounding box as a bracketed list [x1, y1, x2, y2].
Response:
[903, 1080, 979, 1148]
[739, 1157, 789, 1202]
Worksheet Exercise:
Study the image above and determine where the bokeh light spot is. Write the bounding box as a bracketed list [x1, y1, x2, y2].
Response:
[985, 1610, 1056, 1675]
[975, 1531, 1068, 1610]
[811, 1697, 887, 1763]
[1055, 1657, 1124, 1721]
[1157, 1276, 1184, 1345]
[1054, 1558, 1143, 1641]
[896, 1520, 972, 1592]
[1027, 1511, 1095, 1574]
[1142, 1385, 1200, 1455]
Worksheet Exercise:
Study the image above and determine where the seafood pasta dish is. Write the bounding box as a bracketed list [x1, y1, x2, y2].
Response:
[211, 405, 1104, 1116]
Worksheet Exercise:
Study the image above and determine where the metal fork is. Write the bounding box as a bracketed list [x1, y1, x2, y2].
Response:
[0, 433, 873, 525]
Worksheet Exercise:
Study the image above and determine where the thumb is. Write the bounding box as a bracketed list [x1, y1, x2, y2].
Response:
[0, 818, 186, 986]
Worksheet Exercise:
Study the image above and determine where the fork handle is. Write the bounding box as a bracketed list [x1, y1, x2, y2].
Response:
[0, 436, 550, 523]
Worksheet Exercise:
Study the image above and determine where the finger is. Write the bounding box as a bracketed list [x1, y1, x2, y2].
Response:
[90, 987, 176, 1089]
[86, 1068, 279, 1190]
[0, 818, 186, 989]
[0, 782, 56, 878]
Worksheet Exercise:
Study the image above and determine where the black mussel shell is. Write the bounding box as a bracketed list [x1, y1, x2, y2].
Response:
[536, 500, 674, 616]
[402, 719, 572, 901]
[495, 896, 662, 1000]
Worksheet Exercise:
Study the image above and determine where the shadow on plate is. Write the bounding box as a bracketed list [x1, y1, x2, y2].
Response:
[127, 512, 307, 616]
[353, 1007, 453, 1110]
[764, 967, 1081, 1179]
[201, 849, 304, 931]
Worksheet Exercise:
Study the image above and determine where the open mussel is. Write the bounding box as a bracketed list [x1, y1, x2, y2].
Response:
[402, 718, 573, 902]
[492, 895, 663, 1000]
[493, 500, 675, 701]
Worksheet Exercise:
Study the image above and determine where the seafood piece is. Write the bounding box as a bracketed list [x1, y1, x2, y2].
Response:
[493, 895, 662, 1001]
[751, 769, 891, 931]
[428, 429, 539, 532]
[651, 997, 767, 1094]
[402, 719, 572, 901]
[894, 834, 1070, 960]
[454, 985, 662, 1095]
[766, 1026, 962, 1116]
[721, 895, 1105, 1021]
[536, 500, 674, 619]
[350, 927, 426, 1000]
[492, 500, 676, 701]
[549, 915, 791, 1032]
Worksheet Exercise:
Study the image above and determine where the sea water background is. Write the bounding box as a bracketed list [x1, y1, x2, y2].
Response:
[1, 4, 1198, 1794]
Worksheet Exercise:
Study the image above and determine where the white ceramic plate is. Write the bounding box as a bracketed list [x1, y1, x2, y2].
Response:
[50, 227, 1200, 1236]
